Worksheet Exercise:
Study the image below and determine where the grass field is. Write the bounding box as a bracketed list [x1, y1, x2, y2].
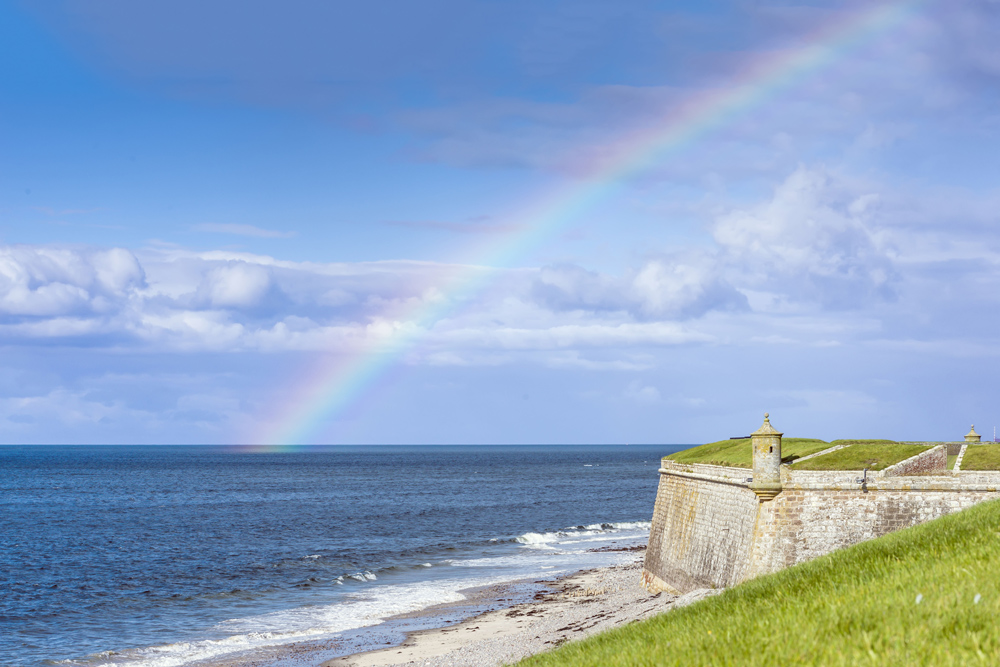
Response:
[668, 439, 1000, 472]
[959, 445, 1000, 471]
[664, 438, 831, 468]
[518, 499, 1000, 667]
[791, 442, 928, 471]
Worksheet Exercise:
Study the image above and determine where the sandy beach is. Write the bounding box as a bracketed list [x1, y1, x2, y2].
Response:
[319, 548, 716, 667]
[195, 547, 717, 667]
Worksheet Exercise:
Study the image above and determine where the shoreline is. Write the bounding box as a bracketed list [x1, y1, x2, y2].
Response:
[196, 547, 720, 667]
[324, 548, 717, 667]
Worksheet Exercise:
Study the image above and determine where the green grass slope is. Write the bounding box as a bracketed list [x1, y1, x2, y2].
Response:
[518, 499, 1000, 667]
[791, 442, 929, 471]
[961, 446, 1000, 471]
[665, 438, 830, 468]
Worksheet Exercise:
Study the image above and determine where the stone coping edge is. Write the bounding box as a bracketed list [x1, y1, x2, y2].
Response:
[788, 443, 849, 465]
[659, 463, 1000, 492]
[658, 467, 750, 488]
[954, 444, 969, 471]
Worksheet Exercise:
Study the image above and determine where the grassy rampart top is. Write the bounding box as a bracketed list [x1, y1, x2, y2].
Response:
[959, 445, 1000, 471]
[664, 437, 830, 468]
[665, 438, 1000, 470]
[790, 442, 929, 471]
[519, 498, 1000, 667]
[665, 438, 961, 471]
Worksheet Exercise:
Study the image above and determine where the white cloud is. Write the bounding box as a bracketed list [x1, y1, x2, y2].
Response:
[92, 247, 145, 292]
[0, 316, 108, 339]
[1, 388, 140, 429]
[199, 263, 272, 308]
[0, 373, 253, 443]
[138, 310, 247, 350]
[1, 163, 998, 362]
[0, 241, 727, 355]
[712, 167, 896, 307]
[630, 256, 747, 318]
[532, 254, 747, 320]
[0, 245, 144, 316]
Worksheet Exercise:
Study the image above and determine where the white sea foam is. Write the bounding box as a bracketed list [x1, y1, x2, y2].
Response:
[86, 580, 469, 667]
[85, 520, 650, 667]
[513, 521, 650, 548]
[515, 532, 562, 546]
[450, 519, 650, 574]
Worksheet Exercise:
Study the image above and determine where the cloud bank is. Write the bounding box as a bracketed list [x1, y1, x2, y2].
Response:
[4, 165, 1000, 443]
[1, 167, 994, 360]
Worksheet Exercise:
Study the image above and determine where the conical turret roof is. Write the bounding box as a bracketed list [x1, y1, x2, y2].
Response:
[752, 412, 783, 437]
[967, 424, 980, 438]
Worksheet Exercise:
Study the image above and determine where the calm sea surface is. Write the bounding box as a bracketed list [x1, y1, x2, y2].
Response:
[0, 444, 684, 667]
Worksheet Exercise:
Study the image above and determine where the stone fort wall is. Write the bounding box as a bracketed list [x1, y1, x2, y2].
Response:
[643, 445, 1000, 594]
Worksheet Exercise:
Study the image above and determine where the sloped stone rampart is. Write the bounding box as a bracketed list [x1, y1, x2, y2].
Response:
[881, 444, 947, 476]
[642, 463, 758, 593]
[643, 457, 1000, 594]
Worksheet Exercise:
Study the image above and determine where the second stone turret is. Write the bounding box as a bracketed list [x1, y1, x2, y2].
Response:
[750, 412, 783, 501]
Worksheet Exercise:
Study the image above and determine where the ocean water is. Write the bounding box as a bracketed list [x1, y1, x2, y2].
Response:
[0, 444, 682, 667]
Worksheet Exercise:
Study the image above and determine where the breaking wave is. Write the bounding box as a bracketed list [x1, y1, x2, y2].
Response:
[513, 521, 651, 547]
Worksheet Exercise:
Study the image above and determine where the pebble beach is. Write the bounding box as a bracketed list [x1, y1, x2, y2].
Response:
[320, 548, 717, 667]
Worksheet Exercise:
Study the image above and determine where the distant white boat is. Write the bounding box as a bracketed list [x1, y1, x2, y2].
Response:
[583, 464, 593, 467]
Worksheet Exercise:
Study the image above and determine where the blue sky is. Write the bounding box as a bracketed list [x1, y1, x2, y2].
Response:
[2, 0, 1000, 444]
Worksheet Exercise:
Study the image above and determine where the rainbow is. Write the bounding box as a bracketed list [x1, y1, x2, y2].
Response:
[254, 0, 924, 445]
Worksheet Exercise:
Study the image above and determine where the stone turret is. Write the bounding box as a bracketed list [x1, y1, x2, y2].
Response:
[966, 425, 981, 443]
[750, 412, 783, 501]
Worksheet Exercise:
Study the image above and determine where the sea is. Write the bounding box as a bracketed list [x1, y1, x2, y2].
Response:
[0, 444, 685, 667]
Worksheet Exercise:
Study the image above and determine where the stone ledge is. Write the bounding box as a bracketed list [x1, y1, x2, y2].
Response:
[658, 467, 751, 488]
[789, 443, 849, 465]
[659, 463, 1000, 492]
[660, 459, 751, 482]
